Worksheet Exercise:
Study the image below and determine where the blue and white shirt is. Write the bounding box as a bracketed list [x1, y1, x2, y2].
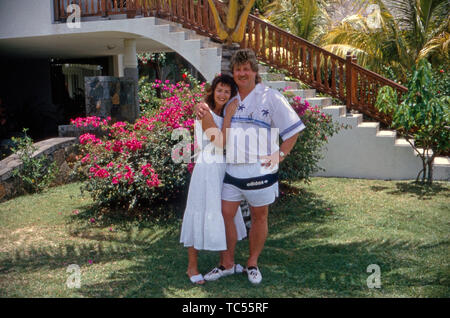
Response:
[224, 83, 305, 177]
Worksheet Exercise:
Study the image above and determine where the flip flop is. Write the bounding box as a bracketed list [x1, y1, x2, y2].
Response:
[189, 273, 205, 285]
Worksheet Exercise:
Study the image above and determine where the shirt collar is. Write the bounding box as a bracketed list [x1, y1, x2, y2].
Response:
[237, 83, 265, 103]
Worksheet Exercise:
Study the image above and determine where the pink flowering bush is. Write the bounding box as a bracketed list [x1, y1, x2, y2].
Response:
[73, 76, 205, 212]
[279, 95, 348, 183]
[139, 72, 205, 117]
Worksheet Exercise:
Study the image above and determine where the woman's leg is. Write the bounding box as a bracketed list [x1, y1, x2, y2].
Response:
[187, 247, 204, 283]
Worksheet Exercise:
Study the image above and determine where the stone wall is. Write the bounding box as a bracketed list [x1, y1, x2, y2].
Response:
[0, 137, 79, 202]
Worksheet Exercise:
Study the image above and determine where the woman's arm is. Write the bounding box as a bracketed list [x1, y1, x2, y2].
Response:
[198, 100, 238, 148]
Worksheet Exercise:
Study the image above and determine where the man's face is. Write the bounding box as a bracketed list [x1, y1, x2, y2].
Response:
[233, 62, 257, 90]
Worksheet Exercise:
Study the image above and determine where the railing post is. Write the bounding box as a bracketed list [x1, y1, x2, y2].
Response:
[346, 51, 354, 110]
[126, 0, 137, 18]
[101, 0, 108, 17]
[53, 0, 59, 22]
[351, 54, 358, 109]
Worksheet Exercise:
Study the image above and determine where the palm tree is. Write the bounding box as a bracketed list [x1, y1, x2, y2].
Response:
[253, 0, 273, 14]
[321, 0, 450, 82]
[263, 0, 330, 43]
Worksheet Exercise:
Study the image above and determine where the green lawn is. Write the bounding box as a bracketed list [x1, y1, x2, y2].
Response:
[0, 178, 449, 298]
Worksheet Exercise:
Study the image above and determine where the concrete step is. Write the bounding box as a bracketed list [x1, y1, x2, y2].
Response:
[200, 46, 222, 59]
[165, 22, 221, 50]
[284, 89, 316, 98]
[154, 17, 171, 25]
[322, 105, 346, 118]
[258, 64, 269, 73]
[395, 138, 414, 147]
[154, 23, 171, 33]
[414, 148, 434, 158]
[376, 130, 396, 138]
[264, 80, 300, 90]
[302, 97, 333, 107]
[434, 157, 450, 166]
[260, 72, 285, 81]
[357, 122, 380, 138]
[358, 122, 380, 129]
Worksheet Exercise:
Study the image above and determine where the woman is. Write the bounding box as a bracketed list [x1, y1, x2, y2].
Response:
[180, 74, 247, 284]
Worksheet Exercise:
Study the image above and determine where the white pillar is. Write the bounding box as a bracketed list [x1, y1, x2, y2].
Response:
[113, 54, 124, 77]
[122, 39, 140, 120]
[123, 39, 138, 69]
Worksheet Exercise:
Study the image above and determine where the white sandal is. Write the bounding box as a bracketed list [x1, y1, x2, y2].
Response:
[189, 273, 205, 285]
[204, 264, 244, 281]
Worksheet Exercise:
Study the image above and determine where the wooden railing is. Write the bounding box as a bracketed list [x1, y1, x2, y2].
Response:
[241, 15, 407, 125]
[54, 0, 408, 125]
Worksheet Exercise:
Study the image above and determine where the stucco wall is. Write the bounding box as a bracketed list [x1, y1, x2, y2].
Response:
[0, 0, 54, 39]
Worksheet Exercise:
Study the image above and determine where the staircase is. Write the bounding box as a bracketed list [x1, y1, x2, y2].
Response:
[258, 65, 450, 181]
[150, 17, 223, 81]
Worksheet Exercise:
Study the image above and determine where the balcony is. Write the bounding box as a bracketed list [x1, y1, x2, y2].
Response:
[53, 0, 144, 22]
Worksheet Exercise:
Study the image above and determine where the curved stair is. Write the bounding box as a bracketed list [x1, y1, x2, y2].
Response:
[258, 65, 450, 181]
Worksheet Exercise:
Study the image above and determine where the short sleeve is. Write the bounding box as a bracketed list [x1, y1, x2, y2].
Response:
[269, 90, 305, 141]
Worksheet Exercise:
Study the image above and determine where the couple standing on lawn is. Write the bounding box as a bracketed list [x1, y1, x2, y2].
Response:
[180, 49, 305, 285]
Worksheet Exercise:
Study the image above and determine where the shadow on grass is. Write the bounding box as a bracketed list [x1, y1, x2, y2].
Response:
[1, 185, 447, 297]
[67, 192, 188, 232]
[370, 181, 449, 200]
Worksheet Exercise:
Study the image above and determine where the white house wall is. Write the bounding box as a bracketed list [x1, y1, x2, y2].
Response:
[0, 1, 221, 82]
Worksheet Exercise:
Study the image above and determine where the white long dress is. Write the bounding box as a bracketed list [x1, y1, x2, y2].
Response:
[180, 110, 247, 251]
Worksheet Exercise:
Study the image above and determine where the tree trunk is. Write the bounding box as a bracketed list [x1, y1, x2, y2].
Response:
[427, 155, 435, 185]
[221, 43, 241, 75]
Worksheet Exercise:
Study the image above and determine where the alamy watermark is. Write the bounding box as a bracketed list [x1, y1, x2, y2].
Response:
[365, 4, 381, 29]
[66, 4, 81, 29]
[367, 264, 381, 289]
[66, 264, 81, 289]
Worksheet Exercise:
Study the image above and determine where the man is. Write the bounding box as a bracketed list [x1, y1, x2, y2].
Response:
[195, 49, 305, 284]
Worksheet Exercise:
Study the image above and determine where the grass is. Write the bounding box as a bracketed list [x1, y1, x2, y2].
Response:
[0, 178, 449, 298]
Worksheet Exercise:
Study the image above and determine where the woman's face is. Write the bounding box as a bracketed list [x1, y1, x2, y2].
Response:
[214, 82, 232, 110]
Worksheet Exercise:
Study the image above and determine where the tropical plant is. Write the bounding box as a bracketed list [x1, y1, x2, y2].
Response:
[321, 0, 450, 82]
[253, 0, 273, 14]
[375, 59, 450, 184]
[263, 0, 330, 43]
[207, 0, 257, 44]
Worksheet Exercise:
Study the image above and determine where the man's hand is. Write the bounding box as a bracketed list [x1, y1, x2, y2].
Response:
[194, 102, 210, 119]
[260, 133, 300, 169]
[260, 151, 282, 170]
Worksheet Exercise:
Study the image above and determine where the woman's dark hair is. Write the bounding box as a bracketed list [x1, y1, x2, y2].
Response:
[204, 74, 237, 116]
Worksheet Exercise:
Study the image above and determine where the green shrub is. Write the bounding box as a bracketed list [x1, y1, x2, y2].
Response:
[11, 128, 59, 194]
[279, 96, 347, 183]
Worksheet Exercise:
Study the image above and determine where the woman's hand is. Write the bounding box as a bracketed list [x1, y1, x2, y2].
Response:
[194, 102, 210, 119]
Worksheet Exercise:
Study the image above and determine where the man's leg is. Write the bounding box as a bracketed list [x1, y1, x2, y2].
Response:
[221, 200, 241, 269]
[247, 204, 269, 268]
